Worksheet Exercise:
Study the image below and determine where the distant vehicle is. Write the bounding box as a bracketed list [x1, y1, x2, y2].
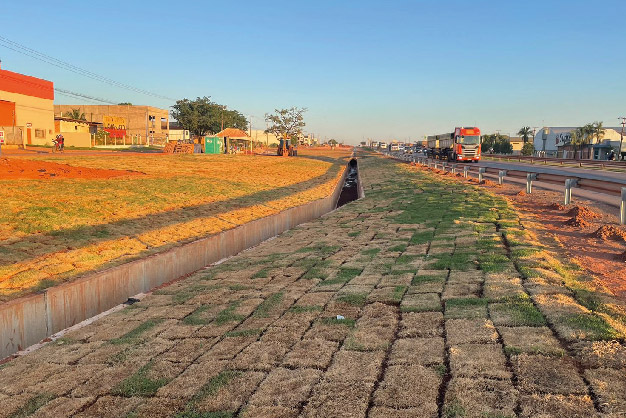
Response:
[390, 143, 399, 152]
[371, 141, 379, 148]
[398, 144, 405, 151]
[426, 127, 481, 162]
[379, 142, 387, 150]
[277, 138, 296, 156]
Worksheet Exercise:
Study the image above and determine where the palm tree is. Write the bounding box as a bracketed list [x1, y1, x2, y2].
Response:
[63, 108, 86, 120]
[518, 126, 532, 143]
[591, 121, 605, 143]
[569, 128, 586, 159]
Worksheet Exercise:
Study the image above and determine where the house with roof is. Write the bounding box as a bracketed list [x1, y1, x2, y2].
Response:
[0, 63, 54, 146]
[54, 117, 101, 148]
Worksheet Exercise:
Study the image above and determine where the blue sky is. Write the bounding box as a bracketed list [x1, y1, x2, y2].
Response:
[2, 0, 625, 143]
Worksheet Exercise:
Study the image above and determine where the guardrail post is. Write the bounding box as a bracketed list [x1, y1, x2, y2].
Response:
[463, 166, 469, 178]
[478, 167, 486, 183]
[621, 188, 626, 225]
[442, 162, 447, 171]
[564, 179, 572, 205]
[498, 170, 506, 185]
[526, 173, 537, 193]
[451, 164, 457, 174]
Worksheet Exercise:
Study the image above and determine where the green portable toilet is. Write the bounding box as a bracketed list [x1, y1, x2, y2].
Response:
[204, 136, 222, 154]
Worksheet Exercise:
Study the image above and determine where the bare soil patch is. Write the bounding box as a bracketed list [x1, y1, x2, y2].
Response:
[566, 205, 601, 220]
[564, 215, 589, 228]
[592, 224, 626, 241]
[548, 202, 565, 210]
[0, 157, 141, 179]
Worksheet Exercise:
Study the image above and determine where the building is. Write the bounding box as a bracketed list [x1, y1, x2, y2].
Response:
[250, 129, 280, 146]
[533, 127, 625, 159]
[508, 136, 525, 154]
[167, 122, 190, 142]
[54, 104, 169, 145]
[0, 63, 55, 146]
[54, 117, 100, 148]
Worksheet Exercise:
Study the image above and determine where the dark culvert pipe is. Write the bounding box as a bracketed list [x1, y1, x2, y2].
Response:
[336, 158, 361, 208]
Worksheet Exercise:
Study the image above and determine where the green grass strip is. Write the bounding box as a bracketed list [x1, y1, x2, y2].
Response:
[253, 292, 284, 317]
[215, 302, 245, 325]
[8, 394, 56, 418]
[112, 360, 169, 397]
[110, 318, 164, 345]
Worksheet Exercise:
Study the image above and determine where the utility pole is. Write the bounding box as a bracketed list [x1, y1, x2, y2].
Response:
[249, 118, 252, 152]
[617, 116, 626, 159]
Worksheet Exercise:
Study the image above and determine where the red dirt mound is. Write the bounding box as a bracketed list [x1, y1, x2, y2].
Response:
[615, 251, 626, 262]
[567, 205, 601, 220]
[548, 203, 565, 211]
[592, 225, 626, 241]
[517, 190, 527, 196]
[565, 216, 590, 228]
[0, 158, 142, 180]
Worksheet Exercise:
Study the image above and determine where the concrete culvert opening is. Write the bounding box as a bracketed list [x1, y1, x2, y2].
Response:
[336, 158, 361, 208]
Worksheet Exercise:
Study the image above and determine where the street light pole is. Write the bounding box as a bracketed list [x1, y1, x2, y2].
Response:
[619, 117, 625, 161]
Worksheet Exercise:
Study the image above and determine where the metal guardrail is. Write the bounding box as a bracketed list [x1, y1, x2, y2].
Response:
[485, 154, 626, 170]
[381, 151, 626, 224]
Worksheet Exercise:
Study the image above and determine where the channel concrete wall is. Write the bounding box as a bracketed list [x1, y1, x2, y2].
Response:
[0, 163, 350, 359]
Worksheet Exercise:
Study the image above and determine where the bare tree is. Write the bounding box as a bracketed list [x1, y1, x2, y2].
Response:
[265, 107, 307, 144]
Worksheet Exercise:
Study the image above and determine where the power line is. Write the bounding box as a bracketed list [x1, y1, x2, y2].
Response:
[0, 36, 175, 102]
[54, 88, 118, 105]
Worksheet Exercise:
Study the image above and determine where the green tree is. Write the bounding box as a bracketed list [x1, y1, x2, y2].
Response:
[171, 97, 248, 137]
[222, 109, 248, 132]
[521, 142, 534, 156]
[265, 107, 307, 144]
[93, 129, 110, 146]
[328, 139, 338, 146]
[569, 127, 587, 159]
[591, 121, 605, 143]
[481, 133, 512, 154]
[517, 126, 533, 143]
[118, 102, 133, 106]
[495, 136, 513, 154]
[481, 134, 496, 152]
[64, 108, 86, 120]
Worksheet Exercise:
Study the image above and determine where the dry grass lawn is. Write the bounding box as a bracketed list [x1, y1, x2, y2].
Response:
[0, 150, 351, 301]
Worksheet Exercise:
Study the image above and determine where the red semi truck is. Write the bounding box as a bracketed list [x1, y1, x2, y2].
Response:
[426, 127, 481, 162]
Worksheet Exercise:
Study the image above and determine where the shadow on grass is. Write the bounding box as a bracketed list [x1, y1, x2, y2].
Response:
[0, 157, 346, 295]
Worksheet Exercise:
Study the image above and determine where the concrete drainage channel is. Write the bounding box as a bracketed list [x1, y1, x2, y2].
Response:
[0, 157, 364, 360]
[337, 158, 363, 207]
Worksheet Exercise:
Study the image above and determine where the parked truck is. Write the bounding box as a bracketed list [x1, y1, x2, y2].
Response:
[427, 127, 481, 162]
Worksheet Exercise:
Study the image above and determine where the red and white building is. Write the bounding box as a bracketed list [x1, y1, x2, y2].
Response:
[0, 63, 55, 146]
